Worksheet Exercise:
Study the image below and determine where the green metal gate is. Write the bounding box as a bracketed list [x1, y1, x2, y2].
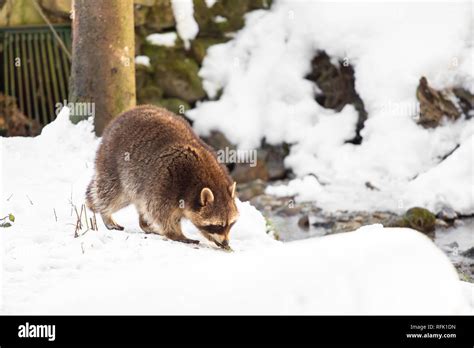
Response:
[0, 25, 72, 126]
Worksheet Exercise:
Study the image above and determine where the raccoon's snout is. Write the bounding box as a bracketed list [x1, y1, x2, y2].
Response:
[206, 232, 230, 250]
[218, 239, 229, 248]
[216, 239, 232, 251]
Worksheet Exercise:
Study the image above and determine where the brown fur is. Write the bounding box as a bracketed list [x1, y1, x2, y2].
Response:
[86, 105, 239, 247]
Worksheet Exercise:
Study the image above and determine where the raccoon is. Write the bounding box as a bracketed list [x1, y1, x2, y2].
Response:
[86, 105, 239, 249]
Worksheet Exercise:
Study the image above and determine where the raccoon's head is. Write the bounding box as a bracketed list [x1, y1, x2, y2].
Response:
[186, 182, 239, 249]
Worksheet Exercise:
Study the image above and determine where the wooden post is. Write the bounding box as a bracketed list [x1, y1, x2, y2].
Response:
[69, 0, 136, 135]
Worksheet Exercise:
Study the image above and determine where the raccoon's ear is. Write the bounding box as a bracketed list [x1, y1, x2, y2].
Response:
[200, 187, 214, 206]
[229, 182, 236, 198]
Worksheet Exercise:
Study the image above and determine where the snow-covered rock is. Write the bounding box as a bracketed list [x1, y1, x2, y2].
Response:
[187, 0, 474, 214]
[146, 32, 178, 47]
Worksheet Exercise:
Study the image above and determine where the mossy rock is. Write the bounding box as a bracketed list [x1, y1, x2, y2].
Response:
[146, 98, 191, 115]
[193, 0, 271, 38]
[248, 0, 272, 10]
[210, 0, 258, 33]
[145, 0, 175, 32]
[142, 42, 205, 102]
[134, 0, 157, 5]
[190, 37, 229, 64]
[193, 0, 225, 38]
[137, 85, 164, 104]
[154, 57, 206, 103]
[142, 42, 185, 62]
[135, 64, 153, 90]
[394, 207, 437, 234]
[134, 4, 150, 27]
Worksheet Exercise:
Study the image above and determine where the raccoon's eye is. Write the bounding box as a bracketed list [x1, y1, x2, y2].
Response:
[201, 224, 225, 234]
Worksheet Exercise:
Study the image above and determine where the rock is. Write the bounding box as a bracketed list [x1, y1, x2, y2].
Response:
[333, 220, 362, 233]
[134, 4, 150, 27]
[371, 211, 396, 223]
[250, 194, 294, 213]
[153, 56, 206, 103]
[137, 85, 164, 104]
[191, 37, 228, 64]
[263, 142, 289, 180]
[297, 215, 310, 231]
[231, 159, 270, 183]
[445, 242, 459, 249]
[230, 142, 288, 183]
[435, 219, 449, 228]
[210, 0, 252, 33]
[146, 0, 175, 32]
[135, 30, 146, 54]
[248, 0, 273, 10]
[236, 179, 266, 201]
[305, 51, 368, 144]
[461, 247, 474, 259]
[193, 0, 272, 38]
[416, 77, 461, 128]
[135, 64, 153, 91]
[202, 132, 288, 183]
[134, 0, 156, 6]
[396, 207, 437, 234]
[142, 43, 172, 62]
[193, 0, 225, 38]
[148, 98, 190, 115]
[437, 206, 458, 221]
[202, 130, 235, 152]
[277, 205, 302, 217]
[311, 216, 334, 229]
[453, 87, 474, 118]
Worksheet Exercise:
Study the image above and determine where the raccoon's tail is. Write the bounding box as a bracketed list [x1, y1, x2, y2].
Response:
[85, 177, 98, 212]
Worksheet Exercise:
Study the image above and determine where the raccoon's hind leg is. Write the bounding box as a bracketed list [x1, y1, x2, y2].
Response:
[88, 175, 129, 231]
[138, 213, 158, 234]
[85, 177, 98, 212]
[135, 201, 162, 234]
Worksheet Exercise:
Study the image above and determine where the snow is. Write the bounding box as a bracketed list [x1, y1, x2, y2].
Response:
[214, 15, 227, 23]
[146, 32, 178, 47]
[204, 0, 217, 8]
[134, 55, 151, 67]
[170, 0, 199, 49]
[187, 0, 474, 214]
[0, 108, 471, 314]
[404, 135, 474, 214]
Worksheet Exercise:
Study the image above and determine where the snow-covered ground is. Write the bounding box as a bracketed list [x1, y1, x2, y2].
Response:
[0, 109, 472, 314]
[188, 0, 474, 214]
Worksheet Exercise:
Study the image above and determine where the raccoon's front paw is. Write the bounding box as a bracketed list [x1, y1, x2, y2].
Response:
[181, 238, 200, 245]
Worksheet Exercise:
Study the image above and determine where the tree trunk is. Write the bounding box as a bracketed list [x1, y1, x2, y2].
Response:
[69, 0, 135, 135]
